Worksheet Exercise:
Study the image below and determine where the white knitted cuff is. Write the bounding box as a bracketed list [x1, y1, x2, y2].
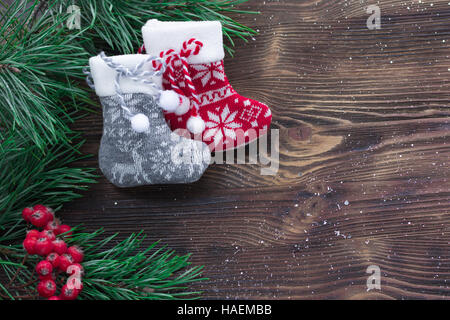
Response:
[142, 20, 225, 65]
[89, 54, 162, 97]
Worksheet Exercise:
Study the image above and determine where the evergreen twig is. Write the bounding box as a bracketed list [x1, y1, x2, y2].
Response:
[0, 0, 98, 299]
[0, 0, 92, 149]
[1, 228, 205, 300]
[52, 0, 257, 55]
[0, 0, 255, 300]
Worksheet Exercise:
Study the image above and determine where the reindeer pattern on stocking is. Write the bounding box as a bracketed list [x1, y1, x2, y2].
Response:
[111, 141, 152, 185]
[98, 94, 210, 187]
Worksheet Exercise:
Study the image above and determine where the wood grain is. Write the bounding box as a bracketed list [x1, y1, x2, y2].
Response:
[65, 0, 450, 299]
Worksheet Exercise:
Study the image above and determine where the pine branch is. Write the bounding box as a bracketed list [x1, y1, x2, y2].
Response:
[0, 0, 92, 150]
[76, 230, 205, 300]
[0, 129, 96, 237]
[1, 228, 206, 300]
[0, 64, 21, 73]
[51, 0, 258, 55]
[0, 0, 256, 300]
[0, 1, 97, 297]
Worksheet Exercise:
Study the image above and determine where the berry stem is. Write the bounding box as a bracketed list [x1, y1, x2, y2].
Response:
[7, 254, 28, 288]
[0, 247, 14, 255]
[10, 278, 38, 290]
[0, 291, 38, 300]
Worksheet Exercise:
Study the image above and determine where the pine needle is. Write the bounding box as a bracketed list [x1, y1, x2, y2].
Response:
[0, 0, 254, 300]
[52, 0, 257, 55]
[0, 0, 91, 149]
[1, 228, 206, 300]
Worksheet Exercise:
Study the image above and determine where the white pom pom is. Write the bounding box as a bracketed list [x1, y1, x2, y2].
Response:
[187, 116, 205, 135]
[159, 90, 180, 112]
[175, 95, 190, 115]
[130, 113, 150, 133]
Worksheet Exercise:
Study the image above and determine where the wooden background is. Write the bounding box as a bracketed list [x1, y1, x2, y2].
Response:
[65, 0, 450, 299]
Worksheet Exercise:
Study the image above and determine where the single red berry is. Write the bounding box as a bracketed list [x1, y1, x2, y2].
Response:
[56, 224, 72, 237]
[41, 229, 56, 241]
[56, 253, 73, 272]
[60, 284, 79, 300]
[45, 210, 54, 223]
[34, 237, 53, 256]
[48, 296, 61, 300]
[67, 246, 83, 263]
[23, 237, 37, 254]
[52, 239, 67, 255]
[37, 279, 56, 298]
[35, 260, 53, 277]
[46, 252, 60, 267]
[22, 207, 34, 222]
[45, 218, 60, 231]
[29, 210, 49, 228]
[33, 204, 48, 212]
[33, 205, 54, 222]
[26, 229, 41, 240]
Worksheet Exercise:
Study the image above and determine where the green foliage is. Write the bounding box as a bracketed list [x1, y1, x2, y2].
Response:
[0, 0, 96, 237]
[0, 0, 255, 300]
[0, 228, 205, 300]
[0, 133, 95, 243]
[0, 0, 95, 233]
[55, 0, 257, 55]
[0, 1, 98, 299]
[0, 1, 91, 149]
[73, 230, 205, 300]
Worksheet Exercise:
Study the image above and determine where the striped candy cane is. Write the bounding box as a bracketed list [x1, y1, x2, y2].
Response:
[149, 39, 204, 117]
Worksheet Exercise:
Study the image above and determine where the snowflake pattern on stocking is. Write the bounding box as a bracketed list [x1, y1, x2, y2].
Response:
[191, 62, 225, 87]
[162, 59, 272, 151]
[204, 105, 242, 146]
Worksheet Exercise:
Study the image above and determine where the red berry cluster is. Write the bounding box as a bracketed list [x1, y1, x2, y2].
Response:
[22, 205, 84, 300]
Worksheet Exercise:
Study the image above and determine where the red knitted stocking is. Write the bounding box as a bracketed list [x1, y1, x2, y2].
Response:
[164, 60, 272, 151]
[142, 20, 272, 151]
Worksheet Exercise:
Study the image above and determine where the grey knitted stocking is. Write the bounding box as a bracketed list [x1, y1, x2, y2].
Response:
[99, 93, 210, 187]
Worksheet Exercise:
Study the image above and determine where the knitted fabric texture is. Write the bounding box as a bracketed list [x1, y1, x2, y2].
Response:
[142, 19, 272, 151]
[162, 59, 272, 151]
[99, 93, 210, 187]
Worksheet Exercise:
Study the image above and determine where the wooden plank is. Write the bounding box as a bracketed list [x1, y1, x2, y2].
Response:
[65, 0, 450, 299]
